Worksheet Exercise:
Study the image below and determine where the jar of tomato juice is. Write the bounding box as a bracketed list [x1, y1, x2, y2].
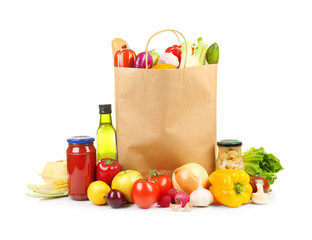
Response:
[66, 136, 96, 200]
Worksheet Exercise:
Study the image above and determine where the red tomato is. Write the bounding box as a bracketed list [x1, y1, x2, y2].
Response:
[131, 179, 159, 209]
[114, 45, 136, 68]
[150, 170, 172, 198]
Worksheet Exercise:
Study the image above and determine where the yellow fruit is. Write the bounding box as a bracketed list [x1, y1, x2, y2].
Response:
[111, 170, 143, 203]
[151, 63, 176, 69]
[87, 181, 111, 205]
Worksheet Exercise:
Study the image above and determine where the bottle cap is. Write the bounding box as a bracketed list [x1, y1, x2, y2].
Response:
[67, 136, 95, 144]
[217, 139, 242, 147]
[99, 104, 112, 114]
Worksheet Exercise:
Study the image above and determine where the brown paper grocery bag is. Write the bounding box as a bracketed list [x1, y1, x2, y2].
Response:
[114, 30, 217, 177]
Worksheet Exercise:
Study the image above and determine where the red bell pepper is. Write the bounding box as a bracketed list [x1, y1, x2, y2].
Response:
[96, 158, 121, 186]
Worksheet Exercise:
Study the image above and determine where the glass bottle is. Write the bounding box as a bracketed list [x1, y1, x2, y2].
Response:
[96, 104, 117, 163]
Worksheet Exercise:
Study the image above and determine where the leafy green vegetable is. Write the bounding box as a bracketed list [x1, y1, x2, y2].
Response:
[180, 37, 208, 67]
[243, 147, 283, 184]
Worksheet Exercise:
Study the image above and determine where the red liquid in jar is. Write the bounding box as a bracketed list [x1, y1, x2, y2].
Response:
[66, 137, 96, 200]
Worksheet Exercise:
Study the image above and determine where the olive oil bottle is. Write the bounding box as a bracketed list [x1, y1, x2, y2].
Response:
[96, 104, 117, 163]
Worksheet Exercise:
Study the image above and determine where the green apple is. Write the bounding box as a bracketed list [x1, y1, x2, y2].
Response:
[149, 50, 160, 66]
[111, 170, 143, 203]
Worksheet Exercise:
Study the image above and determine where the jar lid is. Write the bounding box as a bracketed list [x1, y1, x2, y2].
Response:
[217, 139, 242, 147]
[67, 136, 95, 144]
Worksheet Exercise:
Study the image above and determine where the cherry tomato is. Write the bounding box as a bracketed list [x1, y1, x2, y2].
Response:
[149, 170, 172, 198]
[114, 45, 136, 68]
[249, 176, 270, 193]
[131, 179, 159, 209]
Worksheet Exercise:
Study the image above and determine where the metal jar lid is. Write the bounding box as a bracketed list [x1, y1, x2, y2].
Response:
[67, 136, 95, 144]
[217, 139, 242, 147]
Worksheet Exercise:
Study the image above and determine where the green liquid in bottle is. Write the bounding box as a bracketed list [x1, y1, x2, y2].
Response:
[96, 104, 117, 163]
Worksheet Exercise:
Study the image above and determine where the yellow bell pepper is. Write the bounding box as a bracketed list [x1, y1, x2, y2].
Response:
[209, 169, 252, 208]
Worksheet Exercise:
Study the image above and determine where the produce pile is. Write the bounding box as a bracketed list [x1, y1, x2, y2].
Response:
[112, 37, 219, 69]
[26, 33, 283, 210]
[27, 147, 283, 210]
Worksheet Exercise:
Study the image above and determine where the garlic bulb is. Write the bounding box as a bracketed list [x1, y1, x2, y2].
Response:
[190, 178, 214, 207]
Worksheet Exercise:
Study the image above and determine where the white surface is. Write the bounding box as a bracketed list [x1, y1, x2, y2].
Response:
[0, 0, 311, 239]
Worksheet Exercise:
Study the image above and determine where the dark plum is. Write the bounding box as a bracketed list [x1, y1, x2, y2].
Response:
[106, 189, 126, 208]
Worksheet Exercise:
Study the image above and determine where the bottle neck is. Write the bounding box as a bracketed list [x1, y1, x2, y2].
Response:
[100, 113, 112, 124]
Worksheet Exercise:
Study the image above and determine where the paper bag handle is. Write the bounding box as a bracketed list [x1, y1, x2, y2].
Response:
[145, 29, 187, 69]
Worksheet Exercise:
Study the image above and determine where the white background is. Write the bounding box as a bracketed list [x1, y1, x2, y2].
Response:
[1, 0, 311, 239]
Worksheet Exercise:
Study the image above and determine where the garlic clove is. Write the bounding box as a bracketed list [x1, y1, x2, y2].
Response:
[184, 202, 193, 212]
[170, 203, 182, 211]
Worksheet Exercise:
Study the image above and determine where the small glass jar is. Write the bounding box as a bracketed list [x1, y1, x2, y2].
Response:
[216, 139, 244, 170]
[66, 136, 96, 200]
